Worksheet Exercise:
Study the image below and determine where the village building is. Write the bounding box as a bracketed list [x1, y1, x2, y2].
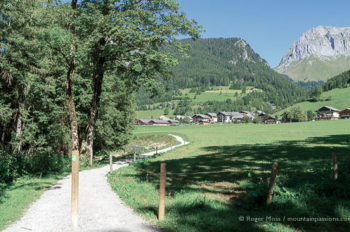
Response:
[168, 119, 180, 125]
[136, 119, 151, 125]
[339, 108, 350, 119]
[316, 106, 340, 120]
[257, 110, 266, 118]
[217, 112, 244, 123]
[206, 113, 218, 123]
[148, 119, 171, 126]
[192, 114, 211, 125]
[240, 111, 255, 120]
[263, 115, 277, 124]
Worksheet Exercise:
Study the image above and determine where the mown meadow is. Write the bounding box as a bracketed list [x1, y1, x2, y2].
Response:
[108, 120, 350, 232]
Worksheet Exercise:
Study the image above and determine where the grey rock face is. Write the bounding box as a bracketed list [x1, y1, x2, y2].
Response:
[278, 26, 350, 68]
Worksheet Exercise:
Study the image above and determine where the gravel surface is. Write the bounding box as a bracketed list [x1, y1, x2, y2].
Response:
[3, 134, 188, 232]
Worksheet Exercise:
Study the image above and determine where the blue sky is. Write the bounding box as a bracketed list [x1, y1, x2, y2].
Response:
[176, 0, 350, 67]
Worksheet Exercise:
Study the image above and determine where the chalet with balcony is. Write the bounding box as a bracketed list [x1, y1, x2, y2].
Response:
[340, 108, 350, 119]
[206, 113, 218, 123]
[217, 112, 244, 123]
[192, 114, 211, 125]
[316, 106, 340, 120]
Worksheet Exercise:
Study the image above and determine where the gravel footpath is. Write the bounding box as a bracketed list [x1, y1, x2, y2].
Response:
[3, 134, 188, 232]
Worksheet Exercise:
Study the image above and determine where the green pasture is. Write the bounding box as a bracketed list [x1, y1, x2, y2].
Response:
[277, 87, 350, 116]
[136, 109, 170, 119]
[135, 86, 255, 119]
[109, 120, 350, 232]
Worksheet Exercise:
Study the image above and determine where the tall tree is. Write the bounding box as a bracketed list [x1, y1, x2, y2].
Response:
[66, 0, 79, 153]
[78, 0, 201, 165]
[0, 0, 46, 152]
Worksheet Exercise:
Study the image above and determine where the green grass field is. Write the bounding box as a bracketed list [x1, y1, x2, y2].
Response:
[277, 87, 350, 116]
[136, 109, 169, 119]
[180, 86, 250, 104]
[108, 120, 350, 232]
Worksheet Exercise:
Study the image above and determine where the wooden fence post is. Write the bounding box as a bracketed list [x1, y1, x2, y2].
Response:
[71, 150, 79, 228]
[109, 154, 113, 173]
[158, 163, 166, 221]
[134, 152, 136, 162]
[333, 152, 338, 180]
[266, 162, 278, 206]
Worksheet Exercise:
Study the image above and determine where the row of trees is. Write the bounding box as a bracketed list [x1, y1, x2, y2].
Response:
[0, 0, 200, 167]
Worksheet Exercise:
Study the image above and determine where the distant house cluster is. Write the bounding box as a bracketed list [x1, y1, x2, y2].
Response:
[136, 110, 277, 126]
[192, 111, 277, 124]
[136, 106, 350, 126]
[316, 106, 350, 120]
[136, 119, 179, 126]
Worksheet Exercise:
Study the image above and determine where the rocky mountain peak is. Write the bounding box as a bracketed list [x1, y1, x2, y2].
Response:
[278, 26, 350, 68]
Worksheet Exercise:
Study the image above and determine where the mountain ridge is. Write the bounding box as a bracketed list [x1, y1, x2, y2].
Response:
[276, 25, 350, 81]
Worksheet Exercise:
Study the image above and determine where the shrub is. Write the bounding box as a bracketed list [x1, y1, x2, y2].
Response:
[0, 151, 70, 184]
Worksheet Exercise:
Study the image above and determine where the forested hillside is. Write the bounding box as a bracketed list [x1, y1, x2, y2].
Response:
[136, 38, 307, 111]
[322, 69, 350, 91]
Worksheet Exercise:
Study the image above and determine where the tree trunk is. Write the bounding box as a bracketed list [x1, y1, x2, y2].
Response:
[66, 0, 79, 152]
[80, 38, 106, 166]
[15, 89, 24, 152]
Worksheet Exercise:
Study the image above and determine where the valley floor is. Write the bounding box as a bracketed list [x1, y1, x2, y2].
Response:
[109, 120, 350, 232]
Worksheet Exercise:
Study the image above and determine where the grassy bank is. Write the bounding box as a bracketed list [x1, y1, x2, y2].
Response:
[108, 120, 350, 232]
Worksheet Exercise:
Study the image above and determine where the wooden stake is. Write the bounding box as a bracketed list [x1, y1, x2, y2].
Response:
[134, 152, 136, 162]
[266, 162, 278, 206]
[158, 163, 166, 221]
[333, 152, 338, 180]
[109, 153, 113, 173]
[71, 150, 79, 228]
[156, 146, 158, 155]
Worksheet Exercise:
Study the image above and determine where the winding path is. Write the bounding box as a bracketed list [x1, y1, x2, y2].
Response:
[3, 134, 188, 232]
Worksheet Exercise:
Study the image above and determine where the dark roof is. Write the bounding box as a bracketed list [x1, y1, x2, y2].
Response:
[149, 120, 170, 124]
[168, 119, 179, 123]
[138, 119, 151, 124]
[192, 114, 210, 119]
[240, 111, 255, 118]
[257, 110, 266, 116]
[206, 113, 217, 117]
[218, 112, 243, 118]
[264, 115, 276, 120]
[317, 106, 340, 112]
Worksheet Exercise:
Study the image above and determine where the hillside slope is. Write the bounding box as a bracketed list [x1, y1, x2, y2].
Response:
[276, 87, 350, 115]
[137, 38, 306, 109]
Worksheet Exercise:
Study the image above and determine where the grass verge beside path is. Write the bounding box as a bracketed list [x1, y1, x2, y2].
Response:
[0, 172, 69, 231]
[108, 120, 350, 232]
[0, 133, 178, 231]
